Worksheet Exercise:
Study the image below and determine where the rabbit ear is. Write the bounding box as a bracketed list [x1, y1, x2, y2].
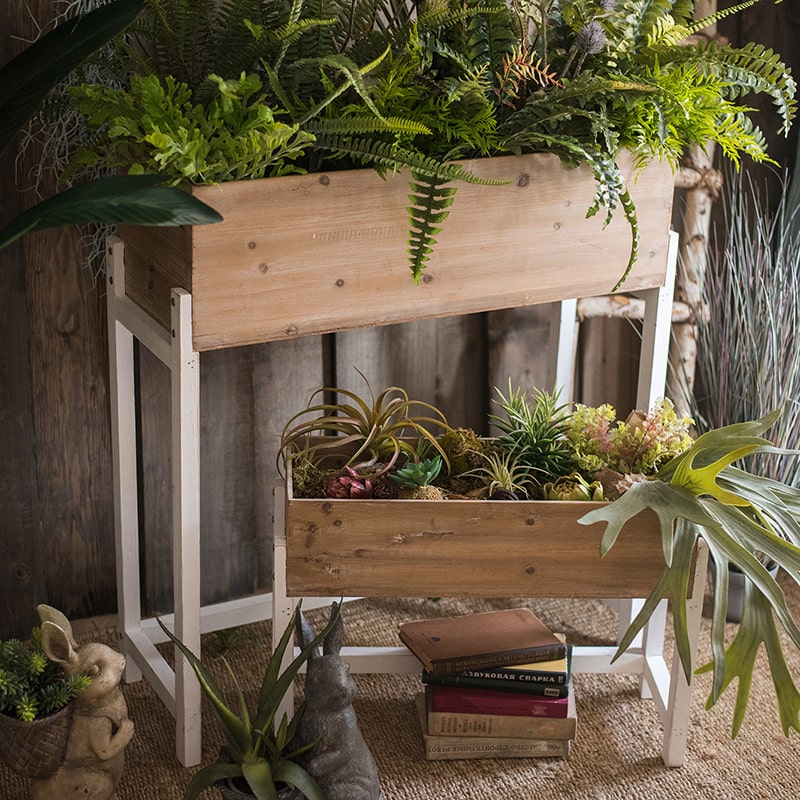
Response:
[40, 620, 79, 669]
[37, 604, 78, 648]
[295, 610, 321, 658]
[323, 601, 345, 656]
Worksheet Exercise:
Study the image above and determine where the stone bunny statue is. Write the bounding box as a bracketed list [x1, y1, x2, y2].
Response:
[30, 605, 134, 800]
[295, 602, 383, 800]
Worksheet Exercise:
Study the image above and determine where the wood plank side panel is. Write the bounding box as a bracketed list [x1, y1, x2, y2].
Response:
[115, 153, 673, 350]
[285, 499, 665, 598]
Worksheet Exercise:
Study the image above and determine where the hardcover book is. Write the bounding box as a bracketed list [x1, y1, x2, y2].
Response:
[398, 608, 566, 675]
[415, 694, 570, 760]
[428, 684, 571, 718]
[424, 686, 577, 740]
[422, 642, 572, 698]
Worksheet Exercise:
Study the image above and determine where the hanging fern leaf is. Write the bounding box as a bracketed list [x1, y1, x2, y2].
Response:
[406, 171, 458, 283]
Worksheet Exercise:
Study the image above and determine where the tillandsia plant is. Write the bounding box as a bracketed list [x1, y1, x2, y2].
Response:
[61, 0, 795, 284]
[157, 603, 339, 800]
[490, 383, 576, 493]
[580, 414, 800, 737]
[462, 448, 538, 500]
[0, 628, 91, 721]
[279, 371, 451, 479]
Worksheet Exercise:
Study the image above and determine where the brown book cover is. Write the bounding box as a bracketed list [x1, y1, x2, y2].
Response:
[398, 608, 566, 675]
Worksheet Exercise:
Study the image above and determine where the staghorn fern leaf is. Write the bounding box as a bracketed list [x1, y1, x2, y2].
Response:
[580, 413, 800, 736]
[406, 172, 458, 282]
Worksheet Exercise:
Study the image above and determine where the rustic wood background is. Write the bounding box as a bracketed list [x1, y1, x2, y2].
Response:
[1, 0, 797, 638]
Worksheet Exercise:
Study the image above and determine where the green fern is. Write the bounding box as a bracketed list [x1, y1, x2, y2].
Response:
[406, 172, 458, 283]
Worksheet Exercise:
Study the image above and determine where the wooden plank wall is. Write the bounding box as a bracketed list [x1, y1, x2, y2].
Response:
[1, 0, 796, 638]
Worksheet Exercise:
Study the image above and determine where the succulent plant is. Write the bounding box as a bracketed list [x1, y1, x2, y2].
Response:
[0, 628, 91, 721]
[543, 472, 604, 502]
[391, 456, 444, 489]
[324, 467, 374, 499]
[566, 398, 694, 478]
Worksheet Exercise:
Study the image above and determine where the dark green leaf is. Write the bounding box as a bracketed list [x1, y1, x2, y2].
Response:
[0, 175, 222, 250]
[0, 0, 146, 155]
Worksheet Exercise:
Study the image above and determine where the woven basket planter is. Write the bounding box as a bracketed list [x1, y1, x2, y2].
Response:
[0, 703, 73, 779]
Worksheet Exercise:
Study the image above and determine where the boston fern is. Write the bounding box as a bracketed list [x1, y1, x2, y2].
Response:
[68, 0, 795, 283]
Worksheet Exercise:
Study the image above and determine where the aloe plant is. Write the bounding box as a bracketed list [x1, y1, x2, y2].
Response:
[580, 414, 800, 736]
[157, 603, 337, 800]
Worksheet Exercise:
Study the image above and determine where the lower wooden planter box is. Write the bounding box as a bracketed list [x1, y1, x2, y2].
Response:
[285, 490, 666, 599]
[118, 151, 674, 351]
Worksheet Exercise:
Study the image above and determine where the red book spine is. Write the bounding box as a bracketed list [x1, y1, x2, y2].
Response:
[429, 684, 570, 718]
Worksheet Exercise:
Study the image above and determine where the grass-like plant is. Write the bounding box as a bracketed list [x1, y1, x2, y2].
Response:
[692, 167, 800, 488]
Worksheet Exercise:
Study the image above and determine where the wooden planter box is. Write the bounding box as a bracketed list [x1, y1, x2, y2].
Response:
[118, 152, 674, 351]
[284, 452, 667, 599]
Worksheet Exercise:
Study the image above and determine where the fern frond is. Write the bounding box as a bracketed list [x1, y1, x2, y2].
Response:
[687, 0, 760, 37]
[307, 115, 432, 135]
[406, 171, 458, 283]
[312, 132, 506, 184]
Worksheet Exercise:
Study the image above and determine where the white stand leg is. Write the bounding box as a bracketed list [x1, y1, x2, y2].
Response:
[170, 288, 203, 767]
[107, 241, 143, 684]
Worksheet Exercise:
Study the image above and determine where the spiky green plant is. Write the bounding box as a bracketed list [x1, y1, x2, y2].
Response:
[157, 602, 337, 800]
[0, 628, 91, 722]
[490, 383, 575, 488]
[462, 448, 538, 500]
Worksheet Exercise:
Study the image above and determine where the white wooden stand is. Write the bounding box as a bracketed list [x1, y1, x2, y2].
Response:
[107, 230, 697, 768]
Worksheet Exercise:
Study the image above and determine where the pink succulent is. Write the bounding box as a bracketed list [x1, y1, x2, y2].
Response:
[325, 466, 373, 499]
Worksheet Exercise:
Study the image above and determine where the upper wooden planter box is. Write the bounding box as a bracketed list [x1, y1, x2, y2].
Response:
[119, 152, 675, 351]
[284, 480, 667, 600]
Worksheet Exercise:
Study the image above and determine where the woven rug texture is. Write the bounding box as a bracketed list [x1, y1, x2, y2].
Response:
[2, 576, 799, 799]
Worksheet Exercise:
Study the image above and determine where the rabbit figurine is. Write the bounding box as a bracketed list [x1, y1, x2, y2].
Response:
[29, 605, 134, 800]
[294, 602, 383, 800]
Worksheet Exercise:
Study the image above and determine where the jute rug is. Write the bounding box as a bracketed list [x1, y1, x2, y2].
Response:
[2, 576, 799, 799]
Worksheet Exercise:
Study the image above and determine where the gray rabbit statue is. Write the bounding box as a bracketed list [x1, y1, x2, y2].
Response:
[294, 602, 383, 800]
[30, 604, 134, 800]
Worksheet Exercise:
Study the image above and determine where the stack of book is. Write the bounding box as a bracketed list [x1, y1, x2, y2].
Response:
[399, 608, 576, 761]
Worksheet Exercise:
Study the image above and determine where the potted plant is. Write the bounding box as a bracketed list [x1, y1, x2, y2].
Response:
[47, 0, 793, 350]
[0, 622, 91, 780]
[157, 603, 340, 800]
[279, 379, 800, 737]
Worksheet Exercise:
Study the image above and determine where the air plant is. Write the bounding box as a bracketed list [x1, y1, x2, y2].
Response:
[490, 383, 575, 489]
[279, 371, 451, 478]
[463, 449, 537, 500]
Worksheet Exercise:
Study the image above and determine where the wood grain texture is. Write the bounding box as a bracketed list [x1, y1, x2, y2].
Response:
[120, 153, 675, 350]
[0, 0, 42, 634]
[285, 495, 666, 598]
